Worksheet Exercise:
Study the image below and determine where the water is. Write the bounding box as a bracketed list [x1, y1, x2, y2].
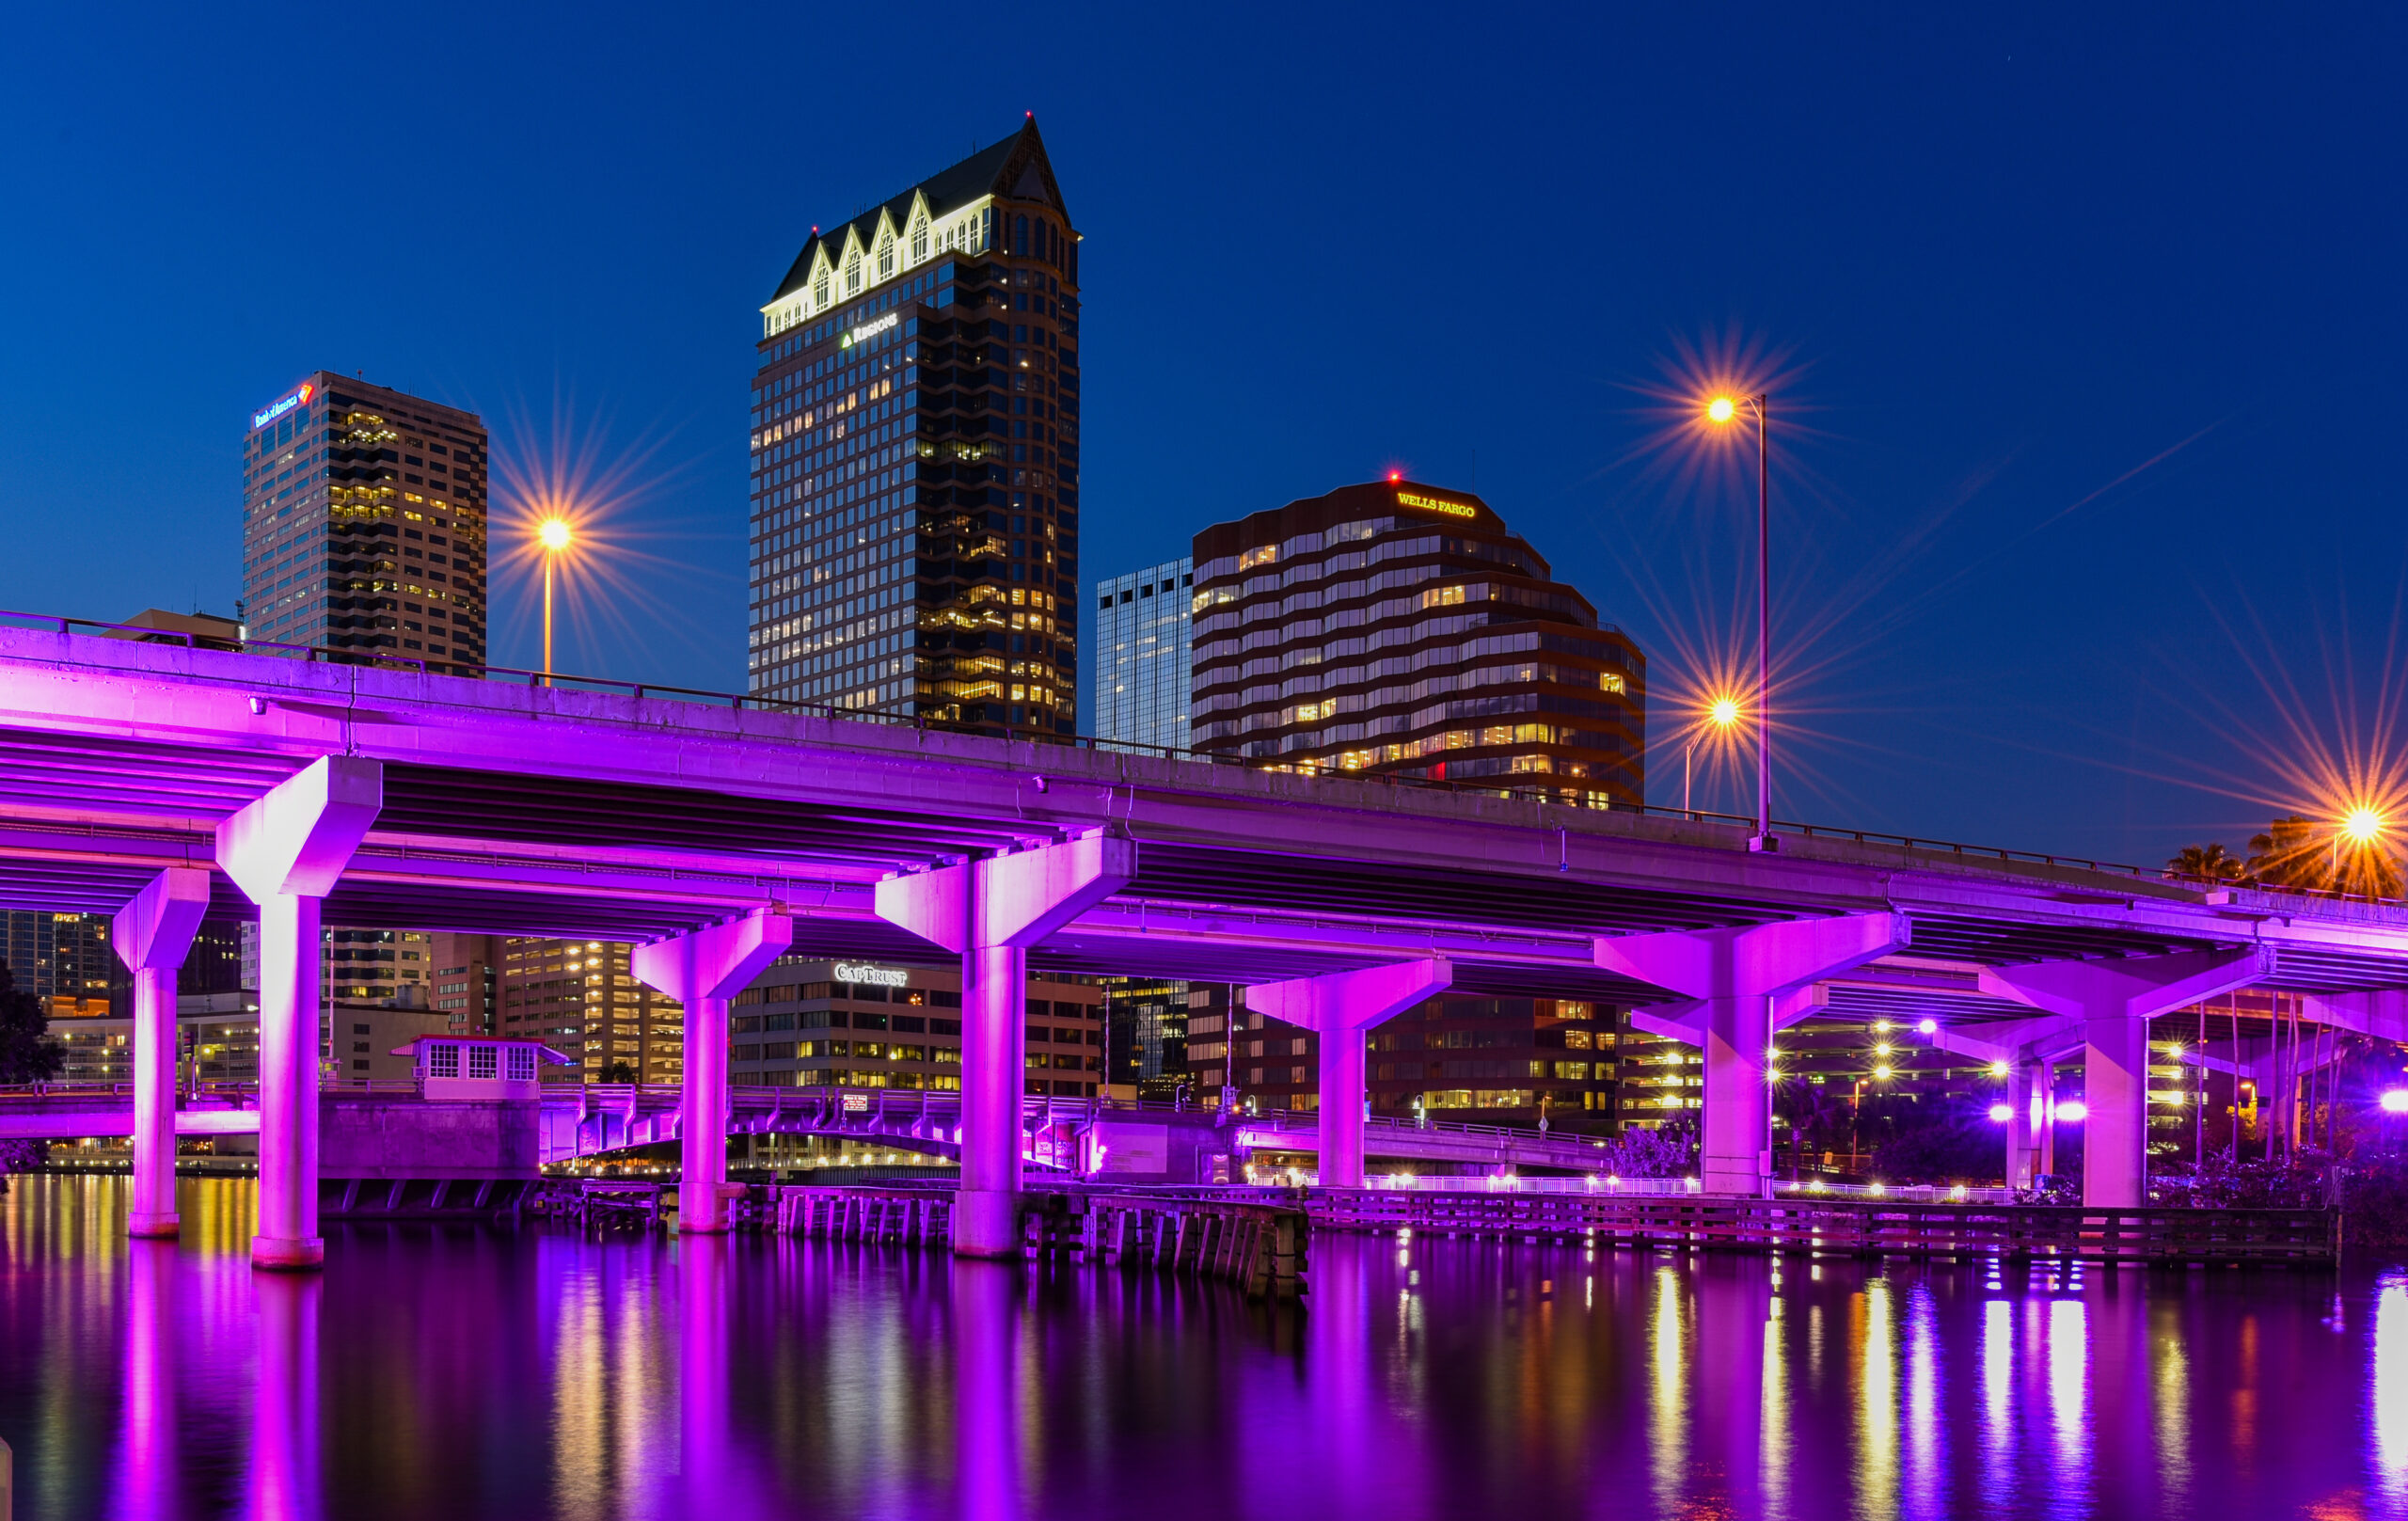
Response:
[2, 1176, 2403, 1520]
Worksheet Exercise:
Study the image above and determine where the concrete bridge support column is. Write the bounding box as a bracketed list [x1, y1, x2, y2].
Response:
[215, 757, 381, 1271]
[1596, 914, 1909, 1197]
[1983, 948, 2265, 1209]
[110, 867, 210, 1239]
[2004, 1058, 2039, 1190]
[1244, 959, 1451, 1188]
[631, 910, 794, 1234]
[878, 834, 1133, 1258]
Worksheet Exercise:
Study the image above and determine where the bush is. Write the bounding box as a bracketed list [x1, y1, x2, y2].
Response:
[1595, 1127, 1693, 1179]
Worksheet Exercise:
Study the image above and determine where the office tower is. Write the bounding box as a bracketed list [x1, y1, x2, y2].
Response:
[1090, 559, 1194, 751]
[730, 957, 1101, 1097]
[1102, 977, 1223, 1100]
[1233, 992, 1623, 1133]
[1190, 479, 1646, 806]
[241, 373, 489, 669]
[1, 911, 124, 1015]
[748, 117, 1082, 737]
[498, 939, 685, 1083]
[431, 933, 504, 1035]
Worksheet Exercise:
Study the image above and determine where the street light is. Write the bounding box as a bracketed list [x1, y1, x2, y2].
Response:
[1705, 391, 1775, 850]
[1686, 694, 1743, 815]
[537, 517, 573, 680]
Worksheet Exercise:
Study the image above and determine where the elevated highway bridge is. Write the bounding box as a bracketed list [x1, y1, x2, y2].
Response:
[2, 617, 2406, 1261]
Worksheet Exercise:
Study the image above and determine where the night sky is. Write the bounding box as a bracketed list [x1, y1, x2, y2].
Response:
[2, 5, 2400, 868]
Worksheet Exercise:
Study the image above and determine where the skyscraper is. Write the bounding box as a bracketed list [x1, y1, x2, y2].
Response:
[1190, 479, 1646, 806]
[498, 938, 685, 1084]
[1090, 558, 1194, 751]
[241, 373, 488, 669]
[748, 118, 1081, 736]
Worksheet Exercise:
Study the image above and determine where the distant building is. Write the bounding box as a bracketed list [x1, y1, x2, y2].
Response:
[431, 933, 503, 1035]
[1190, 479, 1645, 806]
[240, 372, 488, 667]
[322, 927, 437, 1006]
[108, 609, 244, 650]
[731, 957, 1101, 1096]
[499, 939, 685, 1084]
[326, 1003, 458, 1084]
[1232, 991, 1624, 1133]
[1, 911, 124, 1016]
[1090, 559, 1194, 751]
[1102, 976, 1218, 1099]
[748, 118, 1081, 736]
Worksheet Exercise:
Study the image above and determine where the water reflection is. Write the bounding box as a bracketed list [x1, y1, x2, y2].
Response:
[1, 1178, 2402, 1519]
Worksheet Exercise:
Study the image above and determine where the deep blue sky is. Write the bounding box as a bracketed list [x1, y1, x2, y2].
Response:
[3, 5, 2402, 867]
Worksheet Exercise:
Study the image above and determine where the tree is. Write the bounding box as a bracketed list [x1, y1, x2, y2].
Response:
[2167, 842, 2245, 881]
[598, 1059, 638, 1085]
[0, 959, 63, 1085]
[2249, 816, 2333, 890]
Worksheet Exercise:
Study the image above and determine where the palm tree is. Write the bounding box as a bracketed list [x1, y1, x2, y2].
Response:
[2247, 816, 2332, 890]
[2167, 842, 2245, 882]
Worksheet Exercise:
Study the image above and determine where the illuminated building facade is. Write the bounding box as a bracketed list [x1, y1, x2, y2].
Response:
[732, 959, 1101, 1096]
[1, 911, 123, 1015]
[1090, 559, 1194, 751]
[748, 118, 1081, 736]
[1190, 480, 1645, 805]
[499, 939, 684, 1084]
[1234, 992, 1624, 1133]
[1102, 976, 1219, 1100]
[240, 372, 487, 668]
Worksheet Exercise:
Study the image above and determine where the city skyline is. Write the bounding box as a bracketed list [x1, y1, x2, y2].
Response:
[2, 8, 2402, 872]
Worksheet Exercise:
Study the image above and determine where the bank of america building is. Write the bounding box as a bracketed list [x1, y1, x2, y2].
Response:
[748, 119, 1081, 735]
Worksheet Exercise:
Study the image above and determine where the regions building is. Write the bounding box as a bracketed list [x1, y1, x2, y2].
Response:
[1, 911, 123, 1016]
[240, 373, 488, 667]
[730, 958, 1101, 1095]
[1189, 479, 1645, 806]
[1090, 559, 1194, 751]
[1102, 976, 1224, 1101]
[748, 117, 1081, 736]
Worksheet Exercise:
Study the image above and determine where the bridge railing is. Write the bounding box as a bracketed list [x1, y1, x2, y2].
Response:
[5, 607, 2181, 885]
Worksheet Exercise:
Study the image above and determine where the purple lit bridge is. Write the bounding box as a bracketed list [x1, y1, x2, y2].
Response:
[5, 622, 2408, 1266]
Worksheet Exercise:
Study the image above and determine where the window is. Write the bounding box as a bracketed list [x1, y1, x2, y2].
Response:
[429, 1045, 459, 1078]
[911, 218, 927, 261]
[846, 254, 863, 293]
[879, 237, 895, 278]
[467, 1045, 498, 1080]
[508, 1047, 536, 1082]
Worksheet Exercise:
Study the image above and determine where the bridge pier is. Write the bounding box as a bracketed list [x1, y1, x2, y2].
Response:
[1596, 915, 1909, 1197]
[1983, 947, 2265, 1208]
[878, 834, 1133, 1257]
[215, 757, 382, 1271]
[1244, 959, 1451, 1188]
[631, 910, 795, 1234]
[110, 868, 210, 1239]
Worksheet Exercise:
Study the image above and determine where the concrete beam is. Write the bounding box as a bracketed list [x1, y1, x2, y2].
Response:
[631, 910, 795, 1235]
[111, 867, 211, 1239]
[1246, 959, 1452, 1187]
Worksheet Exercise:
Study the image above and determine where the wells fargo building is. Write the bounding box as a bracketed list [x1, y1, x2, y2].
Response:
[748, 118, 1080, 736]
[1189, 480, 1644, 805]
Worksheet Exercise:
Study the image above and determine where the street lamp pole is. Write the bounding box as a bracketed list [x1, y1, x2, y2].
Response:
[1749, 394, 1772, 849]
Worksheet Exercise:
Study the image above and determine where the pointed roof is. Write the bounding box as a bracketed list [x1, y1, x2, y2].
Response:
[768, 117, 1068, 303]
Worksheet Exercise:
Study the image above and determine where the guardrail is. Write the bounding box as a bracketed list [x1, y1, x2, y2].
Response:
[1, 607, 2166, 880]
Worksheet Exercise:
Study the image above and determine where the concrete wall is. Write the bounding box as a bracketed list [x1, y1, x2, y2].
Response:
[320, 1095, 541, 1180]
[1091, 1117, 1228, 1184]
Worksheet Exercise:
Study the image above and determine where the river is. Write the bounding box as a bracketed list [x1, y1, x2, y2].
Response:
[1, 1176, 2400, 1518]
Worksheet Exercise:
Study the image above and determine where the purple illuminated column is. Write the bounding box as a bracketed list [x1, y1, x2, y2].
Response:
[632, 910, 796, 1234]
[1245, 960, 1451, 1190]
[112, 867, 210, 1240]
[1984, 947, 2263, 1209]
[877, 835, 1134, 1256]
[2006, 1058, 2039, 1189]
[958, 943, 1027, 1248]
[1597, 915, 1909, 1197]
[214, 757, 382, 1271]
